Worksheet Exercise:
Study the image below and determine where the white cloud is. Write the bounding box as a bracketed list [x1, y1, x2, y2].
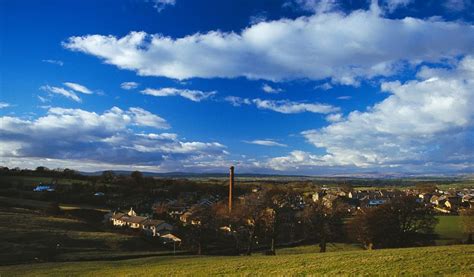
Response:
[127, 107, 169, 129]
[64, 82, 93, 94]
[382, 0, 414, 12]
[325, 113, 343, 122]
[64, 6, 474, 84]
[337, 96, 352, 100]
[262, 84, 283, 93]
[0, 106, 227, 169]
[40, 85, 81, 102]
[253, 99, 338, 114]
[285, 0, 339, 13]
[141, 87, 216, 102]
[315, 83, 333, 90]
[444, 0, 472, 11]
[42, 59, 64, 66]
[224, 96, 338, 114]
[0, 102, 10, 109]
[249, 13, 268, 25]
[150, 0, 176, 12]
[267, 150, 324, 171]
[120, 81, 139, 90]
[244, 139, 287, 147]
[224, 96, 252, 106]
[295, 55, 474, 170]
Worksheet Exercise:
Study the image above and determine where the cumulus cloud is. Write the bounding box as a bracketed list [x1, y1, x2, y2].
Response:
[244, 139, 287, 147]
[0, 102, 10, 109]
[266, 56, 474, 172]
[253, 99, 338, 114]
[325, 113, 343, 122]
[40, 85, 82, 102]
[64, 82, 93, 94]
[0, 106, 227, 168]
[262, 84, 283, 93]
[120, 81, 139, 90]
[64, 5, 474, 84]
[141, 87, 216, 102]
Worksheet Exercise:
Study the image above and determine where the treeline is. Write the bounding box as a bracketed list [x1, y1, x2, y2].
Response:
[170, 189, 439, 255]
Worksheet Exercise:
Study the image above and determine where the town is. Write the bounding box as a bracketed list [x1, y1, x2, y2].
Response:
[4, 166, 470, 257]
[101, 167, 474, 254]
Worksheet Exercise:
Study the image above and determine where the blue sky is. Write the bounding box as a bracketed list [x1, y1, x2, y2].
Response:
[0, 0, 473, 175]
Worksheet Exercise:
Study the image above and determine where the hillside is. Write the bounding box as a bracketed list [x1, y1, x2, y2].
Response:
[1, 244, 473, 276]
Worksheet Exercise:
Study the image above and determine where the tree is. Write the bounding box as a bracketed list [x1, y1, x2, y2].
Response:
[35, 166, 49, 172]
[230, 195, 268, 255]
[348, 196, 437, 249]
[101, 170, 115, 183]
[460, 208, 474, 244]
[302, 200, 347, 252]
[260, 188, 300, 255]
[184, 206, 218, 255]
[415, 183, 438, 194]
[131, 170, 144, 185]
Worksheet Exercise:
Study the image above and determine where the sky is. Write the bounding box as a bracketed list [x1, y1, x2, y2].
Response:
[0, 0, 473, 175]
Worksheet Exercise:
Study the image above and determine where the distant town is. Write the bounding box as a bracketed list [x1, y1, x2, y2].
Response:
[1, 166, 473, 263]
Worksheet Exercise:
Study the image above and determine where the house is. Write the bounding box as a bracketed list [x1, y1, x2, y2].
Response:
[33, 184, 55, 192]
[121, 215, 147, 229]
[445, 196, 462, 210]
[111, 212, 126, 226]
[142, 219, 173, 237]
[160, 233, 182, 245]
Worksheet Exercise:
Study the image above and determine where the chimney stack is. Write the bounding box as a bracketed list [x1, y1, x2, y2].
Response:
[229, 166, 234, 213]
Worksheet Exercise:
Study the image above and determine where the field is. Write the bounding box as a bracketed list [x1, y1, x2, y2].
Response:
[0, 197, 175, 265]
[0, 244, 473, 276]
[436, 216, 466, 245]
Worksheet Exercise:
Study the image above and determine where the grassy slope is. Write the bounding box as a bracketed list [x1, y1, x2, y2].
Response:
[1, 245, 473, 276]
[0, 204, 172, 265]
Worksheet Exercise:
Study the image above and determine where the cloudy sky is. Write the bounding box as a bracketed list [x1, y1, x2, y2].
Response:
[1, 0, 473, 175]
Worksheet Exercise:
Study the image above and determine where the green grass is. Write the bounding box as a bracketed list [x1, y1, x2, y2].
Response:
[436, 216, 466, 245]
[0, 244, 473, 276]
[275, 243, 363, 255]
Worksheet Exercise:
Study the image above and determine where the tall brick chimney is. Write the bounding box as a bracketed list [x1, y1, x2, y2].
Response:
[228, 166, 234, 213]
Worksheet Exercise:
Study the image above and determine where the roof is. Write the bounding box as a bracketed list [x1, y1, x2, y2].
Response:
[161, 233, 181, 242]
[142, 219, 166, 226]
[112, 212, 125, 220]
[121, 216, 147, 224]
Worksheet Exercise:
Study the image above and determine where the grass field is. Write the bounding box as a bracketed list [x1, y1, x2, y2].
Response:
[436, 216, 466, 245]
[0, 197, 174, 265]
[1, 244, 473, 276]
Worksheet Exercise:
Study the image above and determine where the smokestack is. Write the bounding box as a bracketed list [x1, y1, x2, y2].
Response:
[229, 166, 234, 213]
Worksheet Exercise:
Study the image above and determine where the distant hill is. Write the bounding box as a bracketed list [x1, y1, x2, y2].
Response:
[79, 170, 473, 180]
[79, 170, 309, 178]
